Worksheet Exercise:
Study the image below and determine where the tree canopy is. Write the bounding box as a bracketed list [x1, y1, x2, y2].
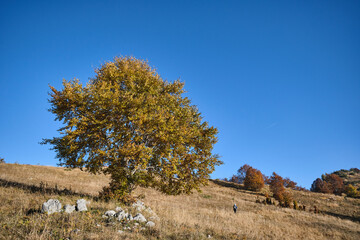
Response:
[42, 56, 222, 201]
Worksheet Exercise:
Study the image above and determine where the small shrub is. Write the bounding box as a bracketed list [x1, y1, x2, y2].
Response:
[345, 184, 359, 198]
[293, 200, 298, 210]
[282, 191, 292, 208]
[0, 157, 5, 163]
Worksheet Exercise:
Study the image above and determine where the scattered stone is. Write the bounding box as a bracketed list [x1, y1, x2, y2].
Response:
[133, 213, 146, 223]
[116, 210, 128, 221]
[105, 210, 116, 217]
[132, 201, 146, 211]
[118, 230, 124, 234]
[148, 216, 160, 221]
[42, 199, 62, 214]
[96, 223, 101, 227]
[115, 206, 123, 212]
[146, 221, 155, 227]
[208, 234, 212, 238]
[134, 223, 139, 226]
[127, 214, 133, 221]
[76, 199, 88, 212]
[72, 229, 80, 233]
[64, 204, 76, 214]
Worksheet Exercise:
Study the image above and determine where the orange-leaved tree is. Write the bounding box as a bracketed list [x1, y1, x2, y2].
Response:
[269, 172, 286, 202]
[244, 167, 264, 191]
[42, 56, 222, 201]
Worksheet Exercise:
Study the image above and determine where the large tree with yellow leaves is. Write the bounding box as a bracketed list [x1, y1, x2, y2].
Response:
[42, 57, 221, 201]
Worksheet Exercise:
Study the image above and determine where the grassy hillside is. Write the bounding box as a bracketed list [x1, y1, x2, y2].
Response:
[0, 163, 359, 239]
[333, 168, 360, 189]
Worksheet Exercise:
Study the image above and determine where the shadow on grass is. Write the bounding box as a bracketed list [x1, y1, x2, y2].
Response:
[0, 178, 97, 200]
[322, 210, 360, 223]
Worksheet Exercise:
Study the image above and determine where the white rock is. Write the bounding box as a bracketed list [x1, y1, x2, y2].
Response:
[105, 210, 116, 217]
[115, 206, 123, 212]
[64, 204, 76, 213]
[133, 213, 147, 223]
[148, 216, 160, 221]
[118, 230, 124, 234]
[42, 199, 62, 214]
[132, 201, 146, 211]
[76, 199, 88, 211]
[146, 221, 155, 227]
[127, 214, 133, 221]
[116, 210, 128, 221]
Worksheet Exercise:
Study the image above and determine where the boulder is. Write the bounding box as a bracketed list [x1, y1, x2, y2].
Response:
[146, 221, 155, 227]
[116, 210, 128, 221]
[64, 204, 76, 213]
[104, 210, 116, 217]
[42, 199, 62, 214]
[133, 213, 146, 223]
[76, 199, 88, 212]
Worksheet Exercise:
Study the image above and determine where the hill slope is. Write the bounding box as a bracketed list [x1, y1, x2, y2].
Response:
[333, 168, 360, 189]
[0, 163, 359, 239]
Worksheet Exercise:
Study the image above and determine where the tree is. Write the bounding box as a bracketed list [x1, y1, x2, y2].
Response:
[269, 172, 286, 202]
[283, 177, 297, 189]
[42, 56, 222, 201]
[236, 164, 251, 184]
[310, 178, 331, 193]
[244, 167, 264, 191]
[323, 174, 344, 195]
[311, 173, 344, 195]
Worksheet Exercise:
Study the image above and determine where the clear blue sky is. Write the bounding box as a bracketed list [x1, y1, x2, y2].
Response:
[1, 0, 359, 188]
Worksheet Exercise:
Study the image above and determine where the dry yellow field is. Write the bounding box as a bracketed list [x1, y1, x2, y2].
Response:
[0, 163, 359, 239]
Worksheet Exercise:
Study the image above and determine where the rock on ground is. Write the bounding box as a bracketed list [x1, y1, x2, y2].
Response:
[42, 199, 62, 214]
[76, 199, 88, 211]
[64, 204, 76, 213]
[133, 213, 147, 223]
[104, 210, 116, 217]
[132, 201, 146, 211]
[146, 221, 155, 227]
[116, 210, 128, 221]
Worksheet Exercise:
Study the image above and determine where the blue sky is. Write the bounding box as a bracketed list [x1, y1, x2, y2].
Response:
[0, 0, 359, 188]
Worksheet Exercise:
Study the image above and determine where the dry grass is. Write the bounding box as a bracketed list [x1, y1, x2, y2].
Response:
[0, 163, 359, 239]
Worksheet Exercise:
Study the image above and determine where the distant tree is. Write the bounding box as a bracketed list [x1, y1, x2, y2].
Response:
[229, 174, 241, 184]
[263, 174, 270, 184]
[244, 167, 265, 191]
[42, 56, 222, 202]
[0, 157, 4, 164]
[236, 164, 251, 183]
[323, 174, 344, 195]
[269, 172, 286, 202]
[283, 177, 297, 189]
[310, 178, 331, 193]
